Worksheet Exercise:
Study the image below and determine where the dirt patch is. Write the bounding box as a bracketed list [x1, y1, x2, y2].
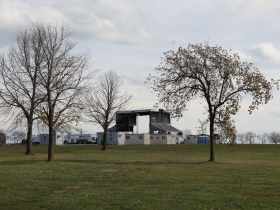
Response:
[102, 169, 117, 172]
[136, 171, 147, 173]
[63, 186, 81, 190]
[95, 175, 104, 178]
[54, 190, 68, 193]
[82, 181, 92, 184]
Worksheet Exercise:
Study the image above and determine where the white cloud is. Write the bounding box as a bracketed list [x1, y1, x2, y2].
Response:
[234, 50, 253, 63]
[62, 0, 162, 44]
[227, 0, 271, 11]
[0, 0, 66, 48]
[0, 0, 162, 48]
[249, 42, 280, 65]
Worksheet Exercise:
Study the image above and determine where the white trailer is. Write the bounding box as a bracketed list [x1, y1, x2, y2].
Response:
[64, 134, 96, 144]
[37, 133, 64, 145]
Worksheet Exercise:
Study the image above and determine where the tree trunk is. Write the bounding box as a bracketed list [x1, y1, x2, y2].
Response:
[25, 117, 33, 155]
[102, 127, 107, 151]
[48, 108, 55, 161]
[209, 116, 215, 161]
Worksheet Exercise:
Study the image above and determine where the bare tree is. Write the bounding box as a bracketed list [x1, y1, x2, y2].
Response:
[183, 128, 192, 140]
[33, 23, 91, 161]
[237, 133, 246, 144]
[147, 42, 278, 161]
[257, 133, 268, 144]
[245, 132, 256, 144]
[0, 28, 45, 154]
[196, 120, 207, 135]
[183, 128, 192, 135]
[11, 130, 26, 144]
[268, 132, 280, 144]
[82, 71, 132, 151]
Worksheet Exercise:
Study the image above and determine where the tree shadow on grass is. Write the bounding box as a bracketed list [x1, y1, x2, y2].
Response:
[0, 159, 101, 165]
[0, 158, 217, 166]
[58, 159, 212, 166]
[0, 160, 48, 165]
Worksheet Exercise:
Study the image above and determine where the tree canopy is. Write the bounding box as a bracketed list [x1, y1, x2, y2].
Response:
[147, 42, 279, 161]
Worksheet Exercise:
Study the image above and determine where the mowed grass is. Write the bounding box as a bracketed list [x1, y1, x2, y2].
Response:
[0, 144, 279, 210]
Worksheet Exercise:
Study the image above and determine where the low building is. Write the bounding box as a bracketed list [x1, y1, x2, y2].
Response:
[38, 134, 64, 145]
[125, 134, 150, 145]
[97, 132, 175, 145]
[38, 134, 56, 145]
[97, 132, 127, 145]
[184, 135, 198, 144]
[150, 134, 172, 145]
[32, 135, 40, 145]
[214, 134, 221, 144]
[184, 134, 221, 144]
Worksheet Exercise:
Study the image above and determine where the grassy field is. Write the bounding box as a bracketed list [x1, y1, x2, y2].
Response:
[0, 144, 279, 210]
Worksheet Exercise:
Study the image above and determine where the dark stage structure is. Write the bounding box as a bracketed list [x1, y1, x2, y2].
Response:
[108, 109, 182, 135]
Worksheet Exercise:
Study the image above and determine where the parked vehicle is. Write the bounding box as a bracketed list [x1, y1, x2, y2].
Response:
[64, 134, 96, 144]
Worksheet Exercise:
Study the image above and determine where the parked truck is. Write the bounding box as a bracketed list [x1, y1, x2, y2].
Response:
[64, 134, 96, 144]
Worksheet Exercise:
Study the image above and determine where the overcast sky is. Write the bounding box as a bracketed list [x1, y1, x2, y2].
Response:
[1, 0, 280, 135]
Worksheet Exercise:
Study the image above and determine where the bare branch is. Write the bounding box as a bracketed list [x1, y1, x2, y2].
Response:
[82, 70, 132, 150]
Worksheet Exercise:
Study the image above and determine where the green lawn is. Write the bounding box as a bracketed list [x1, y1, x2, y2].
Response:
[0, 144, 279, 210]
